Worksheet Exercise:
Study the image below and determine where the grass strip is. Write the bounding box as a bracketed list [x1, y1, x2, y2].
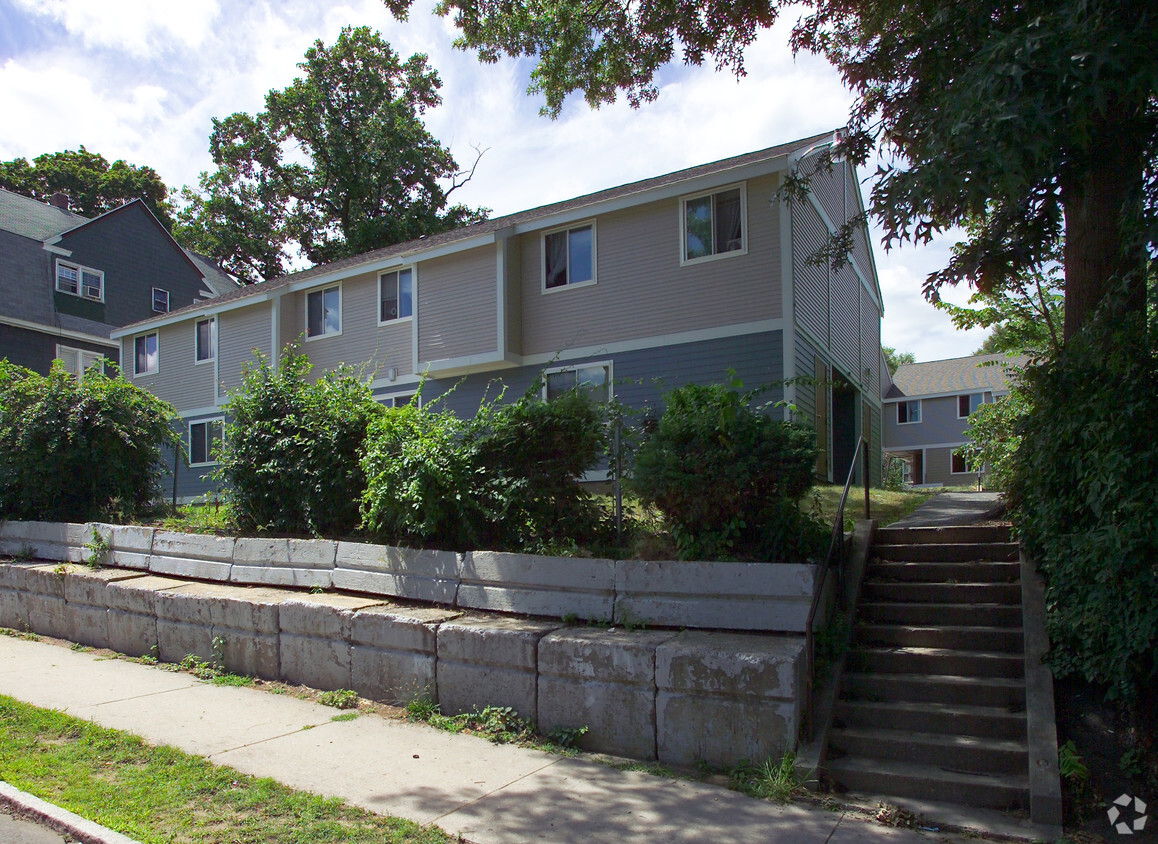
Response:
[0, 694, 447, 844]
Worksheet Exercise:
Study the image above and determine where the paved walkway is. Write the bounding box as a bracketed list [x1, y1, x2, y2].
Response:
[0, 635, 983, 844]
[888, 491, 1005, 528]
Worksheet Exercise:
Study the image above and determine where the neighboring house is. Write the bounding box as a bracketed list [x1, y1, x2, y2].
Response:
[882, 353, 1027, 486]
[0, 189, 237, 379]
[111, 130, 886, 502]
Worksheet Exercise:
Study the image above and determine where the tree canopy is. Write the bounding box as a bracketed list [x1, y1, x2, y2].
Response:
[175, 26, 487, 284]
[881, 347, 916, 375]
[0, 148, 174, 228]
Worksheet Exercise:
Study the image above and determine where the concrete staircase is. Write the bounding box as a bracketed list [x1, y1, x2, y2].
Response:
[823, 524, 1030, 812]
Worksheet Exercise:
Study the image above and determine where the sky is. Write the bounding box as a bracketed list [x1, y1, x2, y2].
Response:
[0, 0, 990, 362]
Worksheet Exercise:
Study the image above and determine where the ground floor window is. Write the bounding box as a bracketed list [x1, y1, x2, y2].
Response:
[189, 419, 224, 466]
[951, 451, 979, 475]
[543, 362, 611, 403]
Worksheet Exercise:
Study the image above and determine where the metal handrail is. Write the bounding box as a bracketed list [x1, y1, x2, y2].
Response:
[802, 432, 870, 740]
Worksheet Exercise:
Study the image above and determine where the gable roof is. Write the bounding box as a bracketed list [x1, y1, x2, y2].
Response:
[183, 250, 240, 296]
[887, 354, 1028, 399]
[0, 188, 88, 240]
[115, 129, 840, 333]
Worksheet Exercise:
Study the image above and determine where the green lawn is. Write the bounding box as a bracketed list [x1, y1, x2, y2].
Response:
[806, 484, 942, 530]
[0, 695, 447, 844]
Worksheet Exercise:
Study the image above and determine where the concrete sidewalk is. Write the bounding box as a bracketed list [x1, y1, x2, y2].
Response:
[888, 491, 1005, 528]
[0, 635, 978, 844]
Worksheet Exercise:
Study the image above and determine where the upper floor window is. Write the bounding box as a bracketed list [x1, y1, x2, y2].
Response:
[681, 185, 745, 264]
[55, 345, 104, 381]
[195, 317, 216, 363]
[543, 222, 595, 291]
[958, 393, 984, 418]
[152, 287, 170, 313]
[897, 400, 921, 424]
[56, 260, 104, 301]
[306, 284, 341, 339]
[544, 362, 611, 403]
[134, 332, 158, 376]
[189, 418, 224, 467]
[379, 268, 414, 323]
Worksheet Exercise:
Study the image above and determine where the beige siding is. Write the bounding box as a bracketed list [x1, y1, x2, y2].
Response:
[280, 292, 302, 355]
[504, 237, 523, 356]
[218, 303, 272, 394]
[518, 174, 783, 357]
[125, 319, 215, 410]
[418, 247, 497, 363]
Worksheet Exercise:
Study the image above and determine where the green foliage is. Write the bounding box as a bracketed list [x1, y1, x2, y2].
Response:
[956, 383, 1031, 491]
[729, 751, 802, 803]
[176, 26, 486, 283]
[0, 360, 180, 523]
[216, 351, 383, 536]
[629, 377, 824, 561]
[84, 526, 111, 569]
[318, 689, 360, 710]
[1010, 309, 1158, 701]
[881, 346, 915, 375]
[1057, 740, 1090, 785]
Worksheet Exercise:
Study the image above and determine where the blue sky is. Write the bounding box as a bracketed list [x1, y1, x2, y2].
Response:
[0, 0, 988, 362]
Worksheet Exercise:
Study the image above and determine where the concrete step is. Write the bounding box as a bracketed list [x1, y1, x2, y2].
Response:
[823, 756, 1029, 811]
[855, 623, 1024, 653]
[833, 700, 1027, 741]
[873, 542, 1019, 563]
[847, 646, 1024, 679]
[858, 601, 1022, 627]
[875, 525, 1011, 545]
[827, 726, 1028, 776]
[842, 672, 1026, 708]
[860, 581, 1021, 605]
[868, 560, 1021, 583]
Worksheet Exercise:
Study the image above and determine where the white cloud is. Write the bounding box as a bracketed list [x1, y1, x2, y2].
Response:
[12, 0, 220, 55]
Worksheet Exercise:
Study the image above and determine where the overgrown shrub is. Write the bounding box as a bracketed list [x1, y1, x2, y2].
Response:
[0, 360, 179, 522]
[957, 379, 1031, 491]
[629, 377, 824, 561]
[217, 351, 383, 536]
[1010, 309, 1157, 701]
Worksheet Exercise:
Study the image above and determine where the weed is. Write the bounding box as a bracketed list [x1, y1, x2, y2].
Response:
[331, 712, 359, 723]
[561, 612, 579, 624]
[309, 584, 327, 594]
[84, 527, 110, 569]
[15, 543, 35, 562]
[1058, 739, 1090, 785]
[730, 751, 802, 803]
[544, 724, 588, 748]
[617, 609, 648, 632]
[874, 802, 922, 828]
[52, 563, 68, 577]
[0, 627, 39, 642]
[210, 673, 254, 687]
[179, 653, 220, 681]
[69, 642, 92, 653]
[405, 696, 439, 722]
[611, 760, 675, 777]
[318, 688, 359, 709]
[405, 696, 583, 752]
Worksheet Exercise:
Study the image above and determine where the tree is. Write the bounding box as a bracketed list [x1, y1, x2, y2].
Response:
[881, 346, 915, 375]
[175, 26, 487, 284]
[0, 148, 174, 227]
[935, 267, 1064, 358]
[401, 0, 1156, 340]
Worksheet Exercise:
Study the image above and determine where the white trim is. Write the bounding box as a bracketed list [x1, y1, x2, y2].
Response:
[178, 405, 225, 420]
[368, 373, 423, 390]
[270, 297, 280, 373]
[541, 219, 598, 293]
[377, 390, 421, 409]
[188, 417, 225, 467]
[0, 315, 119, 349]
[884, 440, 968, 452]
[794, 320, 883, 410]
[422, 350, 521, 378]
[54, 259, 105, 303]
[111, 292, 274, 338]
[679, 182, 748, 267]
[151, 287, 170, 313]
[956, 392, 986, 419]
[132, 331, 159, 377]
[194, 316, 216, 366]
[55, 344, 105, 381]
[884, 387, 1011, 403]
[377, 266, 416, 325]
[304, 282, 342, 341]
[541, 359, 615, 403]
[42, 243, 72, 257]
[895, 399, 922, 425]
[950, 450, 979, 475]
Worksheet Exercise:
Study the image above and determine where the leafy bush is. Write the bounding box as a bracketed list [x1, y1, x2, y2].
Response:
[629, 377, 824, 561]
[217, 351, 383, 536]
[957, 379, 1031, 490]
[1010, 309, 1157, 701]
[0, 360, 179, 522]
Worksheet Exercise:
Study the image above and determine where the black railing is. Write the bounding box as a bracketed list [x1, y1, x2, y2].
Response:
[802, 433, 870, 740]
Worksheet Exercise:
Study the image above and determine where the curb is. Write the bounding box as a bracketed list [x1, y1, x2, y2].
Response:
[0, 781, 142, 844]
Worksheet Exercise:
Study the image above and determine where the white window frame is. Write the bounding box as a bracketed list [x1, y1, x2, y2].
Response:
[55, 259, 105, 302]
[133, 332, 158, 377]
[679, 182, 748, 267]
[897, 400, 922, 425]
[378, 267, 415, 325]
[957, 392, 985, 419]
[380, 392, 419, 409]
[305, 283, 342, 340]
[541, 220, 597, 294]
[194, 317, 216, 365]
[541, 360, 614, 403]
[152, 287, 170, 313]
[188, 417, 225, 467]
[55, 344, 104, 381]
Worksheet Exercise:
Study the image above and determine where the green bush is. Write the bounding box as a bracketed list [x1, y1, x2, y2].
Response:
[957, 380, 1031, 491]
[0, 360, 179, 522]
[629, 377, 824, 561]
[1010, 309, 1157, 701]
[216, 351, 383, 536]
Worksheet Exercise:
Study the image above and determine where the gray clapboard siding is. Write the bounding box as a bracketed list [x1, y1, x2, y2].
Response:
[792, 201, 830, 345]
[518, 175, 782, 358]
[418, 247, 497, 363]
[793, 332, 818, 427]
[846, 166, 875, 278]
[300, 271, 413, 380]
[859, 285, 881, 393]
[831, 262, 860, 379]
[882, 394, 975, 448]
[218, 303, 271, 394]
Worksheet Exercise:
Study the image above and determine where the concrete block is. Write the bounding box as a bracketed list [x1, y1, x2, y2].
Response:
[288, 539, 338, 570]
[614, 560, 817, 633]
[0, 562, 37, 630]
[148, 555, 233, 582]
[537, 628, 676, 759]
[230, 564, 331, 590]
[151, 530, 236, 562]
[233, 537, 290, 567]
[437, 616, 561, 718]
[233, 537, 338, 571]
[334, 542, 459, 604]
[154, 584, 219, 663]
[21, 565, 71, 639]
[63, 567, 144, 648]
[349, 606, 458, 704]
[655, 631, 806, 768]
[0, 521, 84, 562]
[278, 594, 383, 691]
[457, 551, 614, 621]
[103, 575, 188, 657]
[90, 523, 155, 569]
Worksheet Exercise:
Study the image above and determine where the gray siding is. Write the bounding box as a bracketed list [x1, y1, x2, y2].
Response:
[922, 446, 974, 487]
[124, 319, 213, 408]
[518, 174, 783, 357]
[859, 284, 881, 395]
[793, 332, 818, 427]
[218, 303, 272, 394]
[831, 262, 859, 379]
[418, 247, 496, 363]
[792, 200, 830, 344]
[882, 394, 991, 448]
[0, 230, 54, 326]
[0, 322, 117, 372]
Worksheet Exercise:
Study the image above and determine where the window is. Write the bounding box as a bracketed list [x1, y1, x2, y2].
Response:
[958, 393, 984, 418]
[544, 362, 611, 403]
[306, 285, 341, 338]
[195, 317, 216, 363]
[543, 223, 595, 290]
[189, 419, 224, 467]
[381, 392, 417, 408]
[379, 268, 414, 323]
[55, 260, 104, 301]
[951, 452, 979, 475]
[134, 332, 158, 376]
[681, 186, 745, 263]
[897, 400, 921, 424]
[152, 288, 170, 313]
[55, 345, 104, 381]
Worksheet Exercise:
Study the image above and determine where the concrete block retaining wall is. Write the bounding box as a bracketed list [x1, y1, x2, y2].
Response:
[0, 520, 824, 633]
[0, 557, 806, 767]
